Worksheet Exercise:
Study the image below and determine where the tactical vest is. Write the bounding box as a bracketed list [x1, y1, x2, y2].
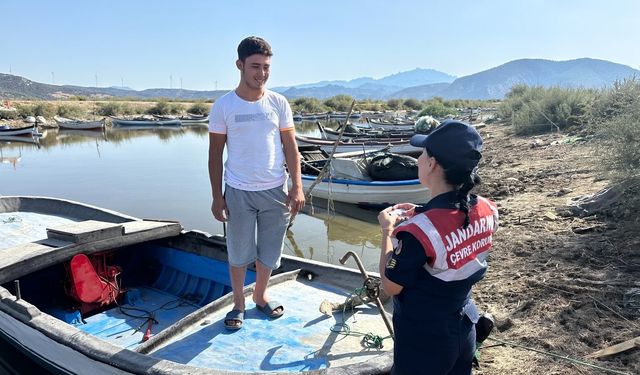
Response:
[392, 196, 498, 282]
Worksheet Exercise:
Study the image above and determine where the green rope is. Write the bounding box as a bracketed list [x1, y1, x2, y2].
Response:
[483, 337, 632, 375]
[329, 287, 391, 349]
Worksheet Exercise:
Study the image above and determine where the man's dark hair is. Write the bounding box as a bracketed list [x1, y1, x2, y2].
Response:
[237, 36, 273, 62]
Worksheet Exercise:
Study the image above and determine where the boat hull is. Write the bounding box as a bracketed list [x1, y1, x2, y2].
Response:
[0, 196, 394, 375]
[54, 116, 105, 130]
[301, 175, 429, 206]
[296, 135, 420, 156]
[111, 118, 181, 127]
[0, 125, 37, 136]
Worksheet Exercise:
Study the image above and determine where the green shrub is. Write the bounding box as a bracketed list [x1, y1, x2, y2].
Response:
[418, 101, 457, 118]
[357, 99, 385, 112]
[499, 85, 596, 135]
[291, 97, 325, 113]
[592, 78, 640, 181]
[386, 99, 404, 110]
[96, 102, 122, 116]
[96, 102, 139, 116]
[403, 99, 422, 110]
[187, 102, 210, 116]
[146, 100, 183, 115]
[0, 109, 18, 119]
[57, 104, 85, 118]
[16, 103, 56, 118]
[324, 95, 355, 112]
[591, 78, 640, 122]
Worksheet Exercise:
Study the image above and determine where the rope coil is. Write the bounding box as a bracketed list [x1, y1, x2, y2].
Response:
[330, 282, 391, 349]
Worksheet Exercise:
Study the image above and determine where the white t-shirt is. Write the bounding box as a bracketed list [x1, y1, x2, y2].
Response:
[209, 89, 295, 191]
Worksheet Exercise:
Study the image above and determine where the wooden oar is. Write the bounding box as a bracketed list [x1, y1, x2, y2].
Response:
[302, 100, 356, 201]
[289, 101, 356, 226]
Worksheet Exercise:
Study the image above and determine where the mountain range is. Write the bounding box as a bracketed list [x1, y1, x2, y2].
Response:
[1, 58, 638, 101]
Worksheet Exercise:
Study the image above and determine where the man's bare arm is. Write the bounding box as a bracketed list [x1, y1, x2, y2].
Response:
[208, 133, 227, 222]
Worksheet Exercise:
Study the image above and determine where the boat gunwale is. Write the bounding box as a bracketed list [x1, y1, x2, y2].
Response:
[0, 229, 394, 375]
[301, 174, 421, 187]
[0, 197, 394, 375]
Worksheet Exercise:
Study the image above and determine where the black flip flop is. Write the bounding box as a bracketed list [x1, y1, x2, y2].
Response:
[257, 301, 284, 319]
[224, 309, 244, 330]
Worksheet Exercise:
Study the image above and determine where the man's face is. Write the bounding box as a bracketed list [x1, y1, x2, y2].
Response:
[237, 54, 270, 90]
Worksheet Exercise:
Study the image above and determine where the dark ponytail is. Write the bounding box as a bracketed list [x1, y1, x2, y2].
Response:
[443, 167, 481, 228]
[426, 147, 482, 228]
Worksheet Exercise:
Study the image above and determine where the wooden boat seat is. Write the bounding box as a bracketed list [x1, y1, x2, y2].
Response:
[0, 220, 182, 284]
[47, 220, 124, 243]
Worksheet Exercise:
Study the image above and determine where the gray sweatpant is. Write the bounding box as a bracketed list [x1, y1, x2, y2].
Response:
[224, 184, 290, 270]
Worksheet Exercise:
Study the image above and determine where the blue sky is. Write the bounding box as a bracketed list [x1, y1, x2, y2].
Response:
[4, 0, 639, 91]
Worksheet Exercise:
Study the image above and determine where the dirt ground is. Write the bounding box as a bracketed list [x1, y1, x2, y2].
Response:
[471, 123, 639, 375]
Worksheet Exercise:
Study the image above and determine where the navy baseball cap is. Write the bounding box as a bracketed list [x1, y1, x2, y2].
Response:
[410, 120, 483, 170]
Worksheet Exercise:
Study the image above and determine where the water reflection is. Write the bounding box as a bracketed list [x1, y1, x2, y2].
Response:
[0, 149, 22, 170]
[0, 135, 41, 148]
[34, 125, 210, 149]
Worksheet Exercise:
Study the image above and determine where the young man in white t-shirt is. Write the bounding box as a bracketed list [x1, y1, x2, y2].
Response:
[208, 36, 305, 330]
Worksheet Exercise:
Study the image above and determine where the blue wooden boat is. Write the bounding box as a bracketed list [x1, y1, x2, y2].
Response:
[0, 196, 393, 374]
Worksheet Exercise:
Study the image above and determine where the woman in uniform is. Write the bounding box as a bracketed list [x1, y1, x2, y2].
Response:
[378, 120, 499, 375]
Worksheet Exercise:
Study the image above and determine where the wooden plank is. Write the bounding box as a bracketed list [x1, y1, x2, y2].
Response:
[122, 220, 181, 234]
[47, 220, 124, 243]
[585, 336, 640, 359]
[0, 221, 182, 284]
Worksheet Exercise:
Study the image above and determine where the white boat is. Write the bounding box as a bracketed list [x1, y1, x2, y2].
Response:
[54, 116, 106, 130]
[0, 196, 395, 374]
[328, 112, 362, 120]
[317, 123, 414, 141]
[0, 125, 37, 136]
[299, 147, 429, 206]
[153, 114, 209, 125]
[180, 114, 209, 124]
[301, 175, 429, 206]
[366, 119, 416, 131]
[296, 134, 421, 156]
[110, 116, 182, 127]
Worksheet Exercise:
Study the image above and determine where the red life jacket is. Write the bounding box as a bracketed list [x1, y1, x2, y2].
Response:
[393, 196, 498, 282]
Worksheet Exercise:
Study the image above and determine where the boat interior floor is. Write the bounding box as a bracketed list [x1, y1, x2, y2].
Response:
[146, 278, 392, 373]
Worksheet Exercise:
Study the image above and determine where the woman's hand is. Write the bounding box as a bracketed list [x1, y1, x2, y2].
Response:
[393, 203, 418, 217]
[378, 203, 416, 230]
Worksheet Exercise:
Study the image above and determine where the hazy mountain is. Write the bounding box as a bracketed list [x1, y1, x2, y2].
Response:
[282, 83, 403, 100]
[1, 58, 638, 101]
[376, 68, 456, 87]
[389, 83, 452, 99]
[0, 73, 226, 100]
[273, 68, 455, 93]
[438, 58, 640, 100]
[109, 85, 134, 91]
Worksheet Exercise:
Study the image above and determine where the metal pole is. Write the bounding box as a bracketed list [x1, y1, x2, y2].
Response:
[14, 280, 21, 300]
[339, 251, 394, 337]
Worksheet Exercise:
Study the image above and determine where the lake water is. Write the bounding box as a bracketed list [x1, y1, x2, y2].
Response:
[0, 122, 386, 272]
